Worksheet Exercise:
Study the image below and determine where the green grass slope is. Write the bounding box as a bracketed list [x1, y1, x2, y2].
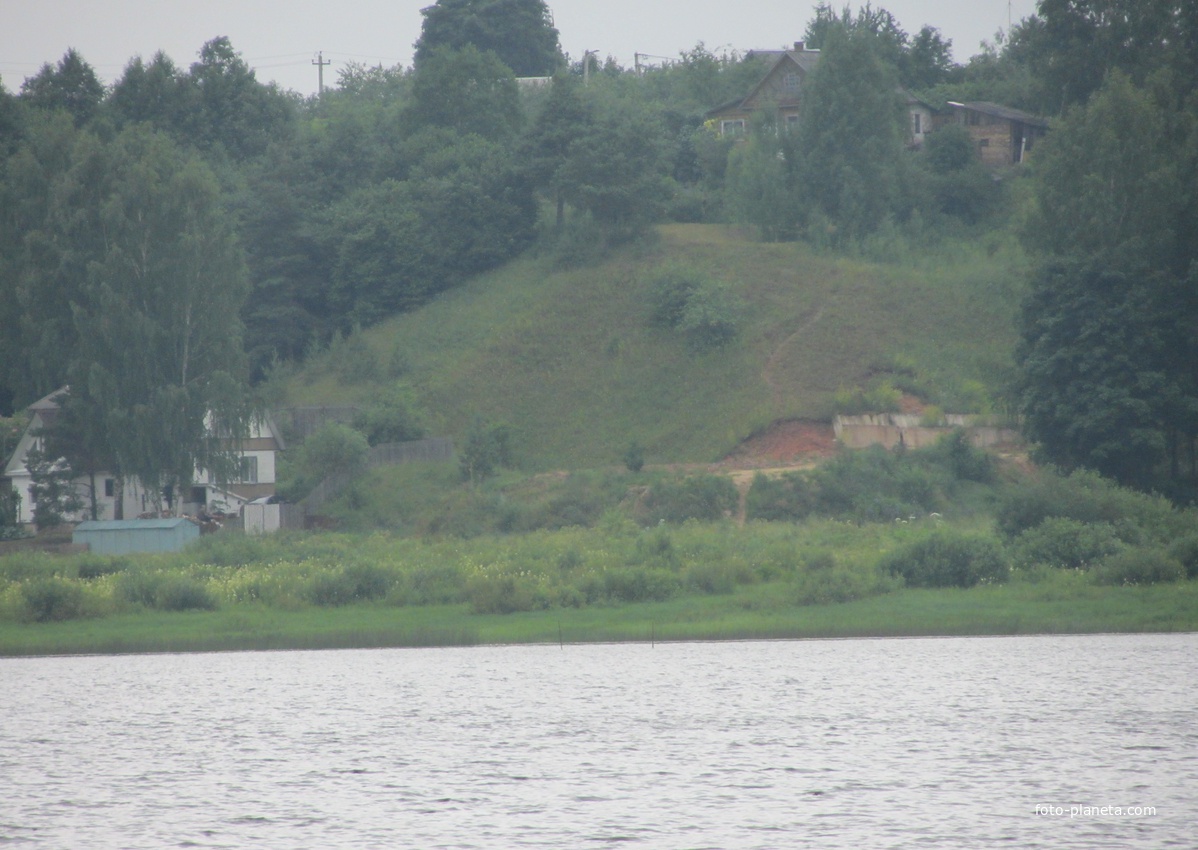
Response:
[281, 224, 1026, 470]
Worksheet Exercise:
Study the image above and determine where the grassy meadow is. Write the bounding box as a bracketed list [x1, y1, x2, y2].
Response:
[4, 475, 1197, 656]
[275, 224, 1027, 470]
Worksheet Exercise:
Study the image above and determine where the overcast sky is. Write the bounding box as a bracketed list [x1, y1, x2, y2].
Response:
[1, 0, 1037, 97]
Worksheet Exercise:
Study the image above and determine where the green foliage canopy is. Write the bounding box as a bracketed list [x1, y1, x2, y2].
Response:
[415, 0, 562, 77]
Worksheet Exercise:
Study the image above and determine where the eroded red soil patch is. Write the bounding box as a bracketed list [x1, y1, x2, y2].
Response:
[719, 420, 838, 469]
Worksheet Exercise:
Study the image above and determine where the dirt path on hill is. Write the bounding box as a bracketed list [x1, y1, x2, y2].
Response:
[762, 307, 823, 410]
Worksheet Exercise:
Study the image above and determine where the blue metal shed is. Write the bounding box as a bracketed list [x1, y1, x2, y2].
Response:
[72, 518, 201, 556]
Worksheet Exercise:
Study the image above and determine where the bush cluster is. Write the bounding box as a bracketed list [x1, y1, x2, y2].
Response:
[640, 474, 739, 524]
[994, 467, 1195, 585]
[747, 440, 991, 524]
[881, 531, 1009, 588]
[647, 265, 744, 351]
[116, 570, 217, 612]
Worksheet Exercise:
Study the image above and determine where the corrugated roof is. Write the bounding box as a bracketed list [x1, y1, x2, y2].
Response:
[948, 101, 1049, 128]
[74, 518, 199, 531]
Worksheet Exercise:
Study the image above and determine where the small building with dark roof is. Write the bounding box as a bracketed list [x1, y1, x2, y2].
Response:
[942, 101, 1049, 167]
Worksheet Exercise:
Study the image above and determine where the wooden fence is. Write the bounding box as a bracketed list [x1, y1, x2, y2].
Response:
[273, 406, 361, 441]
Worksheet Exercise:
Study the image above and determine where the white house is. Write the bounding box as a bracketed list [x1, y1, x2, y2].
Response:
[2, 387, 285, 525]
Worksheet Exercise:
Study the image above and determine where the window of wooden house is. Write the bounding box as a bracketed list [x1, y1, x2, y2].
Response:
[237, 456, 259, 484]
[721, 119, 746, 138]
[104, 479, 114, 498]
[912, 113, 922, 134]
[782, 72, 801, 92]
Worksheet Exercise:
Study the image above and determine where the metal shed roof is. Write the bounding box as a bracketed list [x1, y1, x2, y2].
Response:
[75, 519, 198, 532]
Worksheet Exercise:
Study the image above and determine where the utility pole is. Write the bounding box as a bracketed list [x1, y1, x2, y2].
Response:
[583, 50, 595, 86]
[312, 51, 331, 95]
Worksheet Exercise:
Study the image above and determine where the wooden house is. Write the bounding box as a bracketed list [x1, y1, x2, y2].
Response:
[707, 41, 935, 147]
[706, 42, 823, 137]
[941, 101, 1049, 167]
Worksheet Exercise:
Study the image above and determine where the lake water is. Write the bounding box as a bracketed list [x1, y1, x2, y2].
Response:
[2, 633, 1195, 849]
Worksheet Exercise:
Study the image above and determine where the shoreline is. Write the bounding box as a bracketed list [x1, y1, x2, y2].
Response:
[5, 581, 1197, 658]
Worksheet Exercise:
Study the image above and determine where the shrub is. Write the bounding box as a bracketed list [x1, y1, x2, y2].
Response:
[154, 577, 218, 611]
[1093, 549, 1185, 586]
[813, 446, 942, 520]
[648, 264, 701, 328]
[459, 418, 514, 483]
[647, 264, 743, 350]
[623, 441, 645, 473]
[746, 472, 815, 521]
[793, 559, 900, 605]
[919, 429, 996, 484]
[683, 560, 741, 594]
[882, 531, 1009, 588]
[116, 570, 166, 608]
[1167, 535, 1198, 579]
[599, 567, 679, 603]
[116, 570, 217, 611]
[1009, 518, 1125, 570]
[304, 422, 370, 478]
[352, 383, 426, 446]
[76, 556, 129, 579]
[390, 562, 466, 606]
[18, 578, 87, 622]
[676, 279, 743, 351]
[833, 381, 903, 415]
[466, 573, 543, 614]
[642, 475, 739, 524]
[307, 563, 392, 606]
[995, 468, 1180, 541]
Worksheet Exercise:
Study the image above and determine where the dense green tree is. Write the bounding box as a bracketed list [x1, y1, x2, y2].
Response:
[804, 3, 953, 89]
[297, 423, 370, 481]
[1025, 72, 1188, 273]
[555, 96, 672, 239]
[905, 25, 956, 89]
[237, 143, 338, 375]
[407, 45, 523, 140]
[917, 123, 998, 223]
[415, 0, 562, 76]
[724, 122, 802, 240]
[352, 384, 426, 446]
[1019, 0, 1198, 113]
[0, 114, 106, 404]
[184, 37, 296, 159]
[522, 72, 594, 228]
[24, 442, 84, 530]
[459, 417, 513, 483]
[39, 391, 114, 520]
[0, 79, 25, 158]
[1017, 73, 1198, 488]
[794, 24, 908, 241]
[62, 127, 251, 514]
[1016, 263, 1191, 487]
[329, 136, 535, 326]
[18, 49, 104, 126]
[334, 62, 410, 102]
[107, 52, 195, 134]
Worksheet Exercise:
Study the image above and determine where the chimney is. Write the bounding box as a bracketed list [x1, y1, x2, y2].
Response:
[794, 41, 805, 51]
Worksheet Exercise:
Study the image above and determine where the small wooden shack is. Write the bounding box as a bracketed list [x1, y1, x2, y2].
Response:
[72, 518, 200, 556]
[941, 101, 1048, 167]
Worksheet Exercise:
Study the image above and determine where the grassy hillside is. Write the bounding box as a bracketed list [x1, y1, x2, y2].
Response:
[278, 224, 1027, 470]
